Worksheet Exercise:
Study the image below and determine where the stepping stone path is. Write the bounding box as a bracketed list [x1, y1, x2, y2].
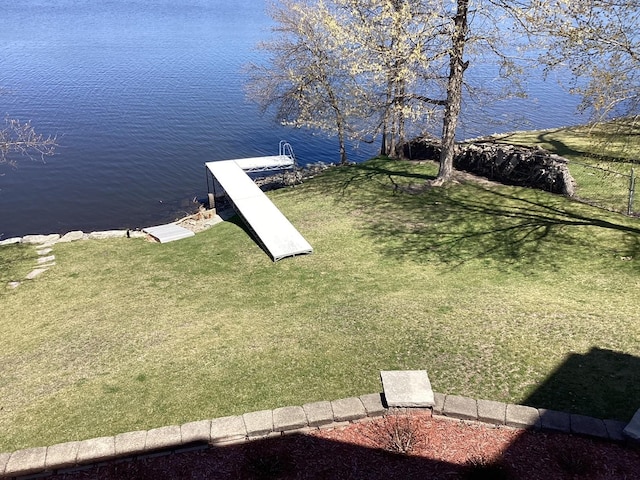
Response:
[4, 234, 61, 289]
[2, 229, 137, 289]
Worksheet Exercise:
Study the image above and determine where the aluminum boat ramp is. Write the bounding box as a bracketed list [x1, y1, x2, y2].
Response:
[205, 145, 312, 261]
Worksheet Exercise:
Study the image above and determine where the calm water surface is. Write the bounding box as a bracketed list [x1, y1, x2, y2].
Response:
[0, 1, 586, 238]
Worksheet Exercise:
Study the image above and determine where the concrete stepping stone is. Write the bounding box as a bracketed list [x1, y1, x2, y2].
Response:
[36, 248, 53, 255]
[37, 255, 55, 264]
[25, 268, 48, 280]
[143, 224, 195, 243]
[380, 370, 435, 407]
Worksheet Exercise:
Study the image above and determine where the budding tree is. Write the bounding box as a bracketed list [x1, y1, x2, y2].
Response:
[250, 0, 637, 179]
[527, 0, 639, 122]
[247, 0, 360, 164]
[248, 0, 448, 162]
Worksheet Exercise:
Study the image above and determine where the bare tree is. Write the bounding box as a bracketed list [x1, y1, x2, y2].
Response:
[0, 117, 56, 167]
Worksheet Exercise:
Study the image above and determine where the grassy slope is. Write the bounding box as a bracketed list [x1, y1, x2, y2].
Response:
[494, 121, 640, 212]
[1, 158, 639, 452]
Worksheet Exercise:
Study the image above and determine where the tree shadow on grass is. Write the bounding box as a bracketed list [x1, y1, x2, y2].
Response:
[333, 162, 640, 271]
[497, 127, 640, 164]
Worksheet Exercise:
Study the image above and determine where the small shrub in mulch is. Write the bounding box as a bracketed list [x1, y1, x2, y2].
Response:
[363, 412, 423, 455]
[464, 454, 514, 480]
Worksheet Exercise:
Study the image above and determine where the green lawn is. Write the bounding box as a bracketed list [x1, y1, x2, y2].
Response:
[494, 120, 640, 213]
[1, 156, 639, 452]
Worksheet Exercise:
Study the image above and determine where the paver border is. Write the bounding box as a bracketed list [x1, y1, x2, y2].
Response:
[2, 381, 638, 479]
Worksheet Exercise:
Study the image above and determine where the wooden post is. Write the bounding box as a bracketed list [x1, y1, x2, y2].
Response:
[628, 167, 636, 216]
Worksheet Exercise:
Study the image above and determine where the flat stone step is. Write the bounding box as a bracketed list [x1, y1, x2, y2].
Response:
[380, 370, 435, 407]
[143, 224, 195, 243]
[25, 268, 48, 280]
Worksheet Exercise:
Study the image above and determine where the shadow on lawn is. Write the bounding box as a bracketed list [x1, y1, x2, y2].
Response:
[336, 162, 640, 270]
[497, 126, 640, 164]
[523, 347, 640, 421]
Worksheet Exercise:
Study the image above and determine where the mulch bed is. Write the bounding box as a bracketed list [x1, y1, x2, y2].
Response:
[47, 414, 640, 480]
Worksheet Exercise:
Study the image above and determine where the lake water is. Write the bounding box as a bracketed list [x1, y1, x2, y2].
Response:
[0, 0, 587, 238]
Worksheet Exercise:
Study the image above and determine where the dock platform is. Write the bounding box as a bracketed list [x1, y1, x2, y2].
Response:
[205, 154, 312, 261]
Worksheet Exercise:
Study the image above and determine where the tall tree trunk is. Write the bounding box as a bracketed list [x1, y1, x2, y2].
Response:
[326, 81, 349, 165]
[397, 80, 406, 159]
[338, 128, 347, 164]
[436, 0, 469, 183]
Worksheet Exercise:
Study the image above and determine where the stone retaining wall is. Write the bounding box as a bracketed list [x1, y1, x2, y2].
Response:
[2, 392, 638, 479]
[404, 140, 576, 195]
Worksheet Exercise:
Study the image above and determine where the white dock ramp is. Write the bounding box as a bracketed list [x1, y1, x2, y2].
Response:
[205, 159, 312, 261]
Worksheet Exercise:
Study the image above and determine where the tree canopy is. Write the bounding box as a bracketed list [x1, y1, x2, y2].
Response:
[249, 0, 638, 178]
[527, 0, 639, 121]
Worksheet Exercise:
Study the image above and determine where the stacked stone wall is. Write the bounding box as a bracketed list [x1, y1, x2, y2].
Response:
[404, 140, 576, 195]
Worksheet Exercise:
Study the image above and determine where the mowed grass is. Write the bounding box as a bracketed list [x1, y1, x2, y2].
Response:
[1, 157, 640, 452]
[0, 244, 37, 286]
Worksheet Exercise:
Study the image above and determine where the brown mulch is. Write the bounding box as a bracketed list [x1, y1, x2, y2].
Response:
[48, 413, 640, 480]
